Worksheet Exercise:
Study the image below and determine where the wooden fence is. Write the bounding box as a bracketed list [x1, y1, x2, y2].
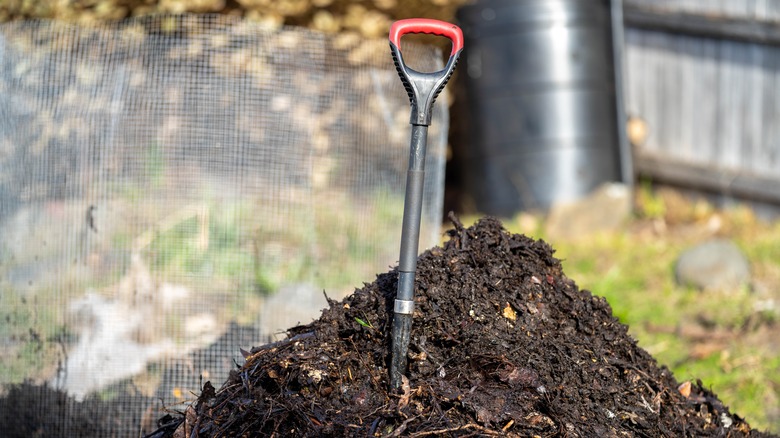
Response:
[622, 0, 780, 206]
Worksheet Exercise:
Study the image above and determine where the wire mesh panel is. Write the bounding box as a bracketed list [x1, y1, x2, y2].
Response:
[0, 15, 448, 436]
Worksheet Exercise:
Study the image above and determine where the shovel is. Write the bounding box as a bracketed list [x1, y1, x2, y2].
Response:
[388, 18, 463, 390]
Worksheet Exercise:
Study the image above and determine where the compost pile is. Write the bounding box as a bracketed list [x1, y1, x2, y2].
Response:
[157, 216, 772, 437]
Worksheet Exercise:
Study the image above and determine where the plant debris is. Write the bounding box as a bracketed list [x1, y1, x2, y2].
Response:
[153, 216, 776, 437]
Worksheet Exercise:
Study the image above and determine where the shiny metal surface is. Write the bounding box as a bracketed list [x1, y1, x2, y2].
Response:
[457, 0, 623, 215]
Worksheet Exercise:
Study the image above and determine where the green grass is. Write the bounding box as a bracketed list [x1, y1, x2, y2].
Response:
[137, 191, 406, 316]
[0, 286, 68, 385]
[2, 182, 775, 431]
[553, 235, 779, 431]
[0, 188, 409, 386]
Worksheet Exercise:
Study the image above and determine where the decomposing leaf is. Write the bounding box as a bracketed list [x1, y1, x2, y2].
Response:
[398, 375, 412, 410]
[678, 381, 692, 398]
[502, 303, 517, 321]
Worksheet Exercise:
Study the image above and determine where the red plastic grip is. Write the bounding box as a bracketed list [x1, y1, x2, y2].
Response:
[389, 18, 464, 56]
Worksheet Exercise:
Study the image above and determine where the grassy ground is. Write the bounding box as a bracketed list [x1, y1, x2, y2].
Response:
[0, 190, 411, 385]
[2, 185, 777, 431]
[459, 187, 780, 433]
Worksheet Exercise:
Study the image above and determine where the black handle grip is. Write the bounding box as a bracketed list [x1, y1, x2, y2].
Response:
[389, 19, 463, 126]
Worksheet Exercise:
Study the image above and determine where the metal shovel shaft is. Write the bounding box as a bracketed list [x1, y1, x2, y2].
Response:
[387, 18, 463, 391]
[390, 124, 428, 389]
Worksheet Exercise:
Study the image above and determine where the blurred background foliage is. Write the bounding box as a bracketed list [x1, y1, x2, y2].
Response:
[0, 0, 470, 37]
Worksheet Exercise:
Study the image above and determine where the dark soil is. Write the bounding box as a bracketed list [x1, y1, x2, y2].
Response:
[0, 323, 266, 438]
[151, 216, 776, 437]
[0, 382, 151, 437]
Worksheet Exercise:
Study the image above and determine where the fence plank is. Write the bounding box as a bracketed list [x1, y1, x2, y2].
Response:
[624, 6, 780, 185]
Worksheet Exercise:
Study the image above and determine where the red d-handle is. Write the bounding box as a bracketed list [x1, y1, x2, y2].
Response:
[389, 18, 464, 56]
[389, 18, 463, 125]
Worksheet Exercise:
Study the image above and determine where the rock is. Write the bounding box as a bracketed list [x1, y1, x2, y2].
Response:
[674, 239, 751, 291]
[545, 182, 632, 241]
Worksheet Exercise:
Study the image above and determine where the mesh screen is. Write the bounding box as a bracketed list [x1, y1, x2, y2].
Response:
[0, 15, 448, 436]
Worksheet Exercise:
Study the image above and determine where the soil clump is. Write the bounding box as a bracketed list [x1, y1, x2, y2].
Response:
[154, 216, 774, 437]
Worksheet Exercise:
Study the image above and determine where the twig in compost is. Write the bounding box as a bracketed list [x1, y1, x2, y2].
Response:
[447, 211, 468, 250]
[406, 423, 507, 437]
[348, 338, 384, 392]
[247, 331, 316, 357]
[387, 415, 420, 437]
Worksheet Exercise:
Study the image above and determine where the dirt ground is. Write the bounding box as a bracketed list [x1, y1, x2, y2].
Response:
[146, 215, 776, 437]
[0, 382, 151, 437]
